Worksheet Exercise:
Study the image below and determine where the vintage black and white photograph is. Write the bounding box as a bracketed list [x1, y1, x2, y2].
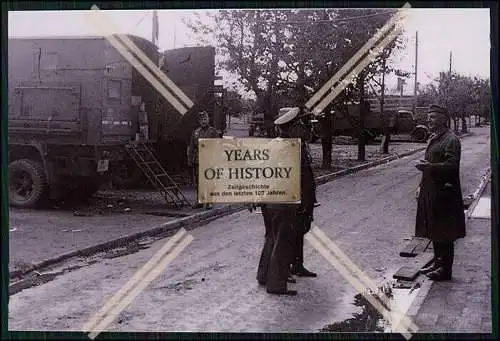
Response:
[6, 4, 492, 336]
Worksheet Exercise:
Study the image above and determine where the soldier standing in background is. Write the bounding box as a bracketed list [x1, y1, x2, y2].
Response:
[138, 102, 149, 141]
[187, 111, 219, 209]
[415, 104, 466, 281]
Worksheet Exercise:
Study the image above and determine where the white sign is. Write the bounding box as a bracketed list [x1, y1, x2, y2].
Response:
[198, 138, 301, 204]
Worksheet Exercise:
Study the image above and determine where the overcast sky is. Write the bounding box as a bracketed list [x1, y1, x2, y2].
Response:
[8, 8, 490, 96]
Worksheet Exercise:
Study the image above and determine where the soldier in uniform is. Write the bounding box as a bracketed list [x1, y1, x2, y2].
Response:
[415, 104, 466, 281]
[290, 109, 318, 278]
[255, 107, 316, 296]
[187, 111, 220, 209]
[138, 102, 149, 141]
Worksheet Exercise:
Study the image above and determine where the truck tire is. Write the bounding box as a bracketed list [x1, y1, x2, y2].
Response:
[8, 159, 48, 208]
[412, 128, 428, 143]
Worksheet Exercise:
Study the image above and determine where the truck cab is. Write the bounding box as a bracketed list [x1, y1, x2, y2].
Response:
[395, 110, 429, 142]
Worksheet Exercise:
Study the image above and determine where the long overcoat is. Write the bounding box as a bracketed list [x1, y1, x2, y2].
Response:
[415, 129, 466, 242]
[296, 141, 316, 234]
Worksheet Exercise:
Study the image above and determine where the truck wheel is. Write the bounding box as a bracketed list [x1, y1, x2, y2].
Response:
[9, 159, 48, 208]
[412, 128, 428, 143]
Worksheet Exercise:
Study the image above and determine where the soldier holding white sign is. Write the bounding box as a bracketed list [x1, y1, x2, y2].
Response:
[256, 107, 317, 295]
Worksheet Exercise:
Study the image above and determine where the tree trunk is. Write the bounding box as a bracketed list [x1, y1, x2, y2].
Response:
[357, 75, 367, 162]
[320, 112, 333, 169]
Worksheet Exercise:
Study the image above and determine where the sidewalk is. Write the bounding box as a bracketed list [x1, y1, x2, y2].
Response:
[409, 181, 492, 333]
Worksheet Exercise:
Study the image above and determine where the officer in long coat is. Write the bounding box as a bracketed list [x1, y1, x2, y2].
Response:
[187, 111, 220, 209]
[415, 104, 466, 281]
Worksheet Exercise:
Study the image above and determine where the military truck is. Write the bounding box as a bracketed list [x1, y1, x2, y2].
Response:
[8, 35, 160, 208]
[248, 112, 265, 136]
[154, 46, 223, 173]
[330, 102, 429, 142]
[310, 99, 429, 143]
[8, 36, 222, 208]
[111, 46, 223, 186]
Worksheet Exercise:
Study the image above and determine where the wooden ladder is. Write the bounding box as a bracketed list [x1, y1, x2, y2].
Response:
[125, 142, 192, 209]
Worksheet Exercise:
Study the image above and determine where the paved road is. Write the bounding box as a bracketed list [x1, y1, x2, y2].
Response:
[8, 127, 490, 333]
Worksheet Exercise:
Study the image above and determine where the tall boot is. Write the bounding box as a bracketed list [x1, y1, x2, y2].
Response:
[443, 242, 454, 277]
[291, 235, 317, 277]
[426, 242, 452, 281]
[420, 241, 440, 274]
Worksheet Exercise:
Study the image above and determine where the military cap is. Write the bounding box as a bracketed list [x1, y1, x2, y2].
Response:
[274, 107, 300, 125]
[198, 110, 209, 117]
[428, 104, 449, 118]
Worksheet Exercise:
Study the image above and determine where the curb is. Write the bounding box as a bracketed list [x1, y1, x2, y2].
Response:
[10, 132, 474, 279]
[466, 168, 491, 219]
[10, 203, 246, 279]
[406, 277, 433, 320]
[315, 146, 427, 185]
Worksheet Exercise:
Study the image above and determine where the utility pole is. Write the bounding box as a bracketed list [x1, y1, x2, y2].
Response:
[152, 10, 159, 47]
[448, 51, 455, 130]
[449, 51, 452, 74]
[173, 17, 177, 48]
[413, 31, 418, 112]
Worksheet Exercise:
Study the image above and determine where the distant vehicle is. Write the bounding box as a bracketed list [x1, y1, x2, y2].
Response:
[248, 112, 276, 137]
[248, 112, 265, 136]
[312, 102, 429, 143]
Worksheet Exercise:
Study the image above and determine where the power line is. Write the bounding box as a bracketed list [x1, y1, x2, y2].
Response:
[132, 11, 150, 30]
